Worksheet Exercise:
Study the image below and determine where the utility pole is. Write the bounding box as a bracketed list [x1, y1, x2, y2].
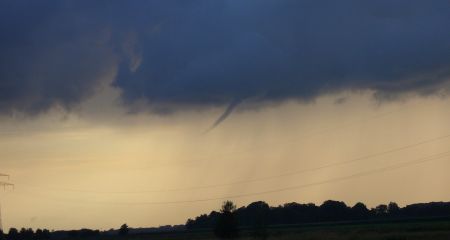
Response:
[0, 173, 14, 233]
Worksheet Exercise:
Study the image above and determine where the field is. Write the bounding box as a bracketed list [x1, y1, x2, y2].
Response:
[115, 219, 450, 240]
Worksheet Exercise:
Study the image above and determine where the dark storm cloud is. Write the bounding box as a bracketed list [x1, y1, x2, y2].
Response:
[0, 1, 116, 114]
[1, 0, 450, 115]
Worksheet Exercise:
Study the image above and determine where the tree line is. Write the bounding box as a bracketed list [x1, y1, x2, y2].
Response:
[0, 228, 51, 240]
[186, 200, 450, 231]
[2, 200, 449, 239]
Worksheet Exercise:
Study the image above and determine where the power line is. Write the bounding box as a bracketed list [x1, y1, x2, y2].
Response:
[0, 173, 13, 232]
[18, 150, 450, 206]
[19, 132, 450, 194]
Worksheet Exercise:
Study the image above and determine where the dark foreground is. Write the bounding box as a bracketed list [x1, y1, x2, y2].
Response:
[108, 219, 450, 240]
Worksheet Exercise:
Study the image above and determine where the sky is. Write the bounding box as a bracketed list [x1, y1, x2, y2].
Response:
[0, 0, 450, 231]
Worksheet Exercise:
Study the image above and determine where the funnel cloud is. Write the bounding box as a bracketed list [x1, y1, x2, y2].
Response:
[206, 99, 242, 132]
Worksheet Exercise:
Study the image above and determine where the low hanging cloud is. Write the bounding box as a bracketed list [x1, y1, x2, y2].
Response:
[1, 1, 450, 121]
[0, 1, 117, 115]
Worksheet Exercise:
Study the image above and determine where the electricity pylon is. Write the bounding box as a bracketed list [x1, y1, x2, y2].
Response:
[0, 173, 13, 232]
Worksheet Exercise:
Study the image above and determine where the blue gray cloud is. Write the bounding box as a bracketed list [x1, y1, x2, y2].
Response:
[1, 0, 450, 115]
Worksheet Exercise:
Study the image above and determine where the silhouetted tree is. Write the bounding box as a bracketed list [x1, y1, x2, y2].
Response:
[351, 202, 370, 220]
[34, 229, 50, 240]
[374, 204, 388, 217]
[214, 201, 238, 239]
[35, 229, 43, 240]
[42, 229, 50, 240]
[19, 228, 34, 240]
[244, 201, 270, 239]
[320, 200, 351, 221]
[387, 202, 400, 216]
[7, 228, 19, 240]
[118, 224, 129, 236]
[186, 218, 195, 229]
[186, 213, 215, 229]
[402, 202, 450, 217]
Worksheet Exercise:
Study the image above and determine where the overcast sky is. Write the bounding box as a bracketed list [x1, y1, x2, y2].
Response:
[1, 0, 450, 230]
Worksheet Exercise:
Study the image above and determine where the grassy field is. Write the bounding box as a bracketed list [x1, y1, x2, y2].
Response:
[116, 219, 450, 240]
